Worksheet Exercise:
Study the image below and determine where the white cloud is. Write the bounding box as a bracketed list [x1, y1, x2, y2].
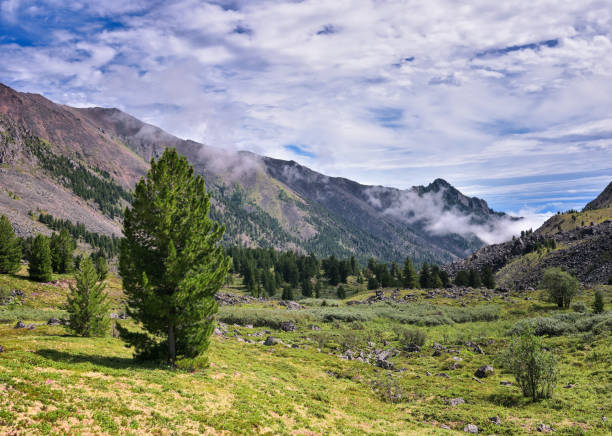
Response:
[0, 0, 611, 212]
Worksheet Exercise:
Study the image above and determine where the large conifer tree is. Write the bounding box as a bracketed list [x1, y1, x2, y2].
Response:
[118, 148, 229, 364]
[402, 257, 418, 289]
[50, 229, 75, 273]
[0, 215, 22, 274]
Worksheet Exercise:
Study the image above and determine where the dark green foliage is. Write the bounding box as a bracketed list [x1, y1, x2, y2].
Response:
[66, 256, 111, 337]
[402, 257, 418, 288]
[394, 326, 426, 346]
[439, 270, 450, 288]
[468, 269, 482, 288]
[542, 267, 580, 308]
[95, 256, 109, 281]
[0, 215, 22, 274]
[336, 285, 346, 299]
[281, 285, 294, 300]
[482, 265, 495, 289]
[119, 148, 229, 364]
[28, 234, 52, 282]
[367, 276, 379, 290]
[49, 229, 75, 273]
[419, 263, 431, 288]
[430, 265, 443, 288]
[608, 274, 612, 285]
[593, 289, 605, 314]
[38, 213, 120, 258]
[314, 280, 322, 298]
[26, 136, 131, 218]
[454, 270, 469, 287]
[301, 278, 313, 297]
[571, 301, 587, 313]
[501, 330, 557, 401]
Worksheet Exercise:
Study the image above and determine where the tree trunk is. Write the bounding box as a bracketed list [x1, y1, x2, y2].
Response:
[168, 322, 176, 366]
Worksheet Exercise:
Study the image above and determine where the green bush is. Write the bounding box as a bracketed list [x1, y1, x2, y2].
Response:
[593, 289, 605, 314]
[510, 312, 612, 336]
[541, 267, 580, 308]
[394, 326, 426, 346]
[571, 301, 587, 313]
[217, 307, 310, 329]
[501, 329, 558, 401]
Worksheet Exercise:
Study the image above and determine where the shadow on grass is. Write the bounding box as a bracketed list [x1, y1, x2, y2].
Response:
[486, 392, 527, 408]
[35, 348, 164, 371]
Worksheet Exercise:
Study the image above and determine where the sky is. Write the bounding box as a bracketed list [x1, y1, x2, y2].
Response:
[1, 0, 611, 223]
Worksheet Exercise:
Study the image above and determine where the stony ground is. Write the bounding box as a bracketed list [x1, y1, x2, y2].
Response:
[0, 269, 611, 435]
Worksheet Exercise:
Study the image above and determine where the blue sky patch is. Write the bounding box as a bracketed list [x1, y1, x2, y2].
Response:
[285, 144, 316, 158]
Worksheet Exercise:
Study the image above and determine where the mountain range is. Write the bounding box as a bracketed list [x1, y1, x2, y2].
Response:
[0, 83, 516, 264]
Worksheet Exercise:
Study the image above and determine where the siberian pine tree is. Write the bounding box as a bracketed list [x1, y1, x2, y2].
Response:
[402, 257, 418, 289]
[0, 215, 22, 274]
[29, 234, 53, 282]
[118, 148, 229, 365]
[95, 255, 109, 281]
[50, 229, 75, 273]
[66, 256, 111, 337]
[419, 263, 431, 289]
[482, 265, 495, 289]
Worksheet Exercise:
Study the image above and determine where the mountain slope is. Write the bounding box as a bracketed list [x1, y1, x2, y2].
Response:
[584, 181, 612, 211]
[1, 83, 512, 263]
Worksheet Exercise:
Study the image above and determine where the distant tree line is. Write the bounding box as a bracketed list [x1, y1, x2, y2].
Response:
[37, 213, 120, 258]
[25, 134, 131, 218]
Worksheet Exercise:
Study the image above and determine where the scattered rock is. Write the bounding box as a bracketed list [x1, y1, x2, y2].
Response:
[449, 362, 460, 370]
[11, 289, 24, 297]
[500, 380, 513, 386]
[472, 377, 482, 383]
[376, 359, 394, 370]
[47, 318, 61, 326]
[563, 383, 575, 389]
[441, 424, 450, 430]
[278, 300, 302, 310]
[404, 343, 421, 353]
[0, 345, 4, 353]
[343, 349, 355, 360]
[264, 336, 280, 346]
[291, 344, 299, 349]
[279, 321, 297, 332]
[13, 320, 25, 329]
[432, 350, 442, 357]
[537, 423, 552, 433]
[464, 423, 478, 433]
[310, 325, 322, 331]
[436, 372, 450, 378]
[489, 416, 501, 425]
[474, 365, 494, 378]
[213, 328, 224, 336]
[448, 398, 465, 407]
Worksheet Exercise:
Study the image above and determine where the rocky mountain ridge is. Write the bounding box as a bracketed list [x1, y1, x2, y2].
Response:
[1, 82, 513, 263]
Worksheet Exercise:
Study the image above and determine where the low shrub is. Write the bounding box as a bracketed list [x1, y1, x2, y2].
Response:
[510, 312, 612, 336]
[571, 302, 588, 313]
[0, 307, 66, 322]
[394, 326, 427, 346]
[217, 307, 310, 329]
[370, 376, 408, 403]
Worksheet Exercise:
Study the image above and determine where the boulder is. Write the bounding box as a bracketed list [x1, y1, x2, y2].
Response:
[47, 318, 61, 326]
[463, 424, 478, 433]
[537, 423, 552, 433]
[0, 345, 4, 353]
[474, 365, 494, 378]
[264, 336, 280, 346]
[404, 343, 421, 353]
[489, 416, 501, 425]
[14, 320, 25, 329]
[279, 321, 297, 332]
[448, 398, 465, 407]
[376, 359, 394, 370]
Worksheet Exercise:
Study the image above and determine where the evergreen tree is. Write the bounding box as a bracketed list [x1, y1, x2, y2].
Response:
[95, 255, 109, 281]
[0, 215, 22, 274]
[593, 289, 604, 314]
[482, 265, 495, 289]
[430, 266, 443, 288]
[50, 229, 75, 273]
[281, 285, 294, 300]
[336, 285, 346, 299]
[66, 256, 111, 337]
[301, 277, 313, 297]
[314, 280, 322, 298]
[468, 269, 482, 288]
[402, 257, 418, 289]
[350, 256, 357, 275]
[367, 276, 379, 290]
[419, 263, 432, 289]
[455, 270, 470, 287]
[118, 148, 229, 364]
[439, 270, 450, 288]
[29, 234, 52, 282]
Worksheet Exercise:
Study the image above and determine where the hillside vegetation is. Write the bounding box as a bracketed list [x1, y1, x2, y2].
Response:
[1, 266, 611, 435]
[537, 207, 612, 236]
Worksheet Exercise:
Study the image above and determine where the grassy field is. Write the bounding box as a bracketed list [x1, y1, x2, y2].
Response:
[0, 267, 611, 435]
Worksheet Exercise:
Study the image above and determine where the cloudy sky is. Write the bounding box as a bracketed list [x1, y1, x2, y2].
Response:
[1, 0, 611, 219]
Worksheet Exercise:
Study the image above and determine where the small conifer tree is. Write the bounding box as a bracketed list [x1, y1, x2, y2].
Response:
[67, 256, 111, 337]
[50, 229, 75, 273]
[402, 257, 418, 289]
[29, 234, 52, 282]
[95, 255, 109, 281]
[593, 289, 604, 314]
[337, 285, 346, 299]
[0, 215, 22, 274]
